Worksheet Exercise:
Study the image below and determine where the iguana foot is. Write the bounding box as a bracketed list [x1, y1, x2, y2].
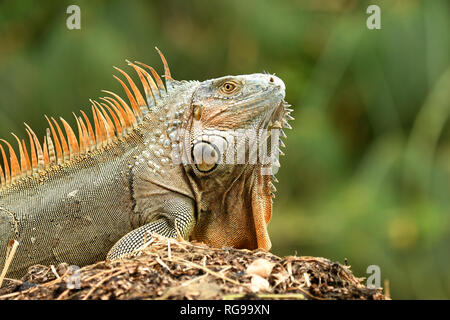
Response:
[107, 217, 192, 260]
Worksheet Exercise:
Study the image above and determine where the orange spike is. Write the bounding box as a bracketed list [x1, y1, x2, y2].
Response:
[97, 103, 117, 138]
[45, 115, 63, 164]
[78, 117, 90, 153]
[132, 63, 160, 101]
[0, 139, 20, 181]
[113, 75, 142, 118]
[25, 129, 37, 172]
[91, 105, 104, 148]
[21, 139, 31, 174]
[102, 91, 137, 127]
[100, 102, 122, 136]
[0, 143, 11, 184]
[80, 110, 96, 150]
[73, 113, 85, 154]
[11, 133, 26, 176]
[126, 62, 155, 104]
[95, 107, 113, 143]
[92, 100, 115, 138]
[135, 61, 166, 93]
[114, 66, 147, 108]
[51, 117, 69, 162]
[43, 136, 49, 167]
[155, 47, 173, 80]
[24, 123, 44, 170]
[60, 118, 79, 158]
[46, 128, 56, 165]
[101, 97, 129, 130]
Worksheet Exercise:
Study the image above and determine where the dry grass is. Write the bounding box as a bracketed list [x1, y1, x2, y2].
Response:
[0, 234, 386, 300]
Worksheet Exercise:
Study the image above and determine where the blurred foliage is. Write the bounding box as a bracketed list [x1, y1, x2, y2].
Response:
[0, 0, 449, 299]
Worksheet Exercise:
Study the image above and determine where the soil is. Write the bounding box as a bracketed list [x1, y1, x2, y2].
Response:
[0, 234, 386, 300]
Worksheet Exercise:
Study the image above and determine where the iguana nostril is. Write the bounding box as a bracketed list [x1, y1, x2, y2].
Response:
[268, 75, 286, 94]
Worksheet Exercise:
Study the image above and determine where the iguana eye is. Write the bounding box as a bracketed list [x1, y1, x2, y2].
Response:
[192, 141, 220, 173]
[221, 82, 237, 94]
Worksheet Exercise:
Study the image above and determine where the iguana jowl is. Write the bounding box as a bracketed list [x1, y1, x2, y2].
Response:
[0, 49, 293, 278]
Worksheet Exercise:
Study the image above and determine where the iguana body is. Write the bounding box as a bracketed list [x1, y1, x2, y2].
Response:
[0, 49, 292, 279]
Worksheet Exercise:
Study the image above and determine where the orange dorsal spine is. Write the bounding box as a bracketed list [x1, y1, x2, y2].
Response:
[0, 143, 11, 184]
[21, 139, 32, 175]
[25, 129, 38, 174]
[0, 139, 20, 183]
[80, 110, 96, 151]
[43, 136, 49, 168]
[45, 115, 64, 164]
[11, 133, 26, 178]
[100, 102, 123, 138]
[46, 128, 57, 165]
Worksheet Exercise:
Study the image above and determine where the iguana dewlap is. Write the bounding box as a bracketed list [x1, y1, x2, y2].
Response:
[0, 49, 293, 278]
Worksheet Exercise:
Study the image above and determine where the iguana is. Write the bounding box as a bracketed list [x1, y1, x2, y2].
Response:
[0, 49, 292, 279]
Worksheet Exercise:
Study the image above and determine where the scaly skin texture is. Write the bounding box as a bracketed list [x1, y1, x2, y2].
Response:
[0, 50, 292, 279]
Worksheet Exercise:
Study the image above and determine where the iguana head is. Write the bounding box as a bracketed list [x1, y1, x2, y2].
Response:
[180, 73, 292, 251]
[189, 74, 286, 131]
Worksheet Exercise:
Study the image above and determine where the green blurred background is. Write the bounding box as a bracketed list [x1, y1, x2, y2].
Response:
[0, 0, 448, 299]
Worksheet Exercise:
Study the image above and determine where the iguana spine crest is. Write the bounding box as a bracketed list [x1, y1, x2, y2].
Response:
[0, 48, 171, 191]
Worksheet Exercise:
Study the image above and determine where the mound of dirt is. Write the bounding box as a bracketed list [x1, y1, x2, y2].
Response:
[0, 234, 386, 300]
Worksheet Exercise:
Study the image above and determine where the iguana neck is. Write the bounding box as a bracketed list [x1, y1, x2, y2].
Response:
[187, 164, 272, 250]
